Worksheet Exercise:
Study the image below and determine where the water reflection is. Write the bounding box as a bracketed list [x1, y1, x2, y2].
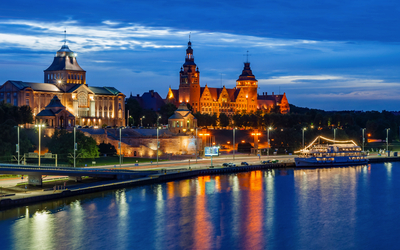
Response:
[1, 163, 400, 249]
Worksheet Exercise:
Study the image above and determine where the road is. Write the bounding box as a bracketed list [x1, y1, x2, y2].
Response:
[0, 154, 295, 187]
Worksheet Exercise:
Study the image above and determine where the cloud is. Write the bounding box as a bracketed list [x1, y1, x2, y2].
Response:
[0, 19, 327, 53]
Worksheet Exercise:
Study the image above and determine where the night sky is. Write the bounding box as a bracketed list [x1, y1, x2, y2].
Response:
[1, 0, 400, 111]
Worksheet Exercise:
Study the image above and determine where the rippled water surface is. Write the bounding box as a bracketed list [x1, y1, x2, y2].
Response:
[1, 163, 400, 250]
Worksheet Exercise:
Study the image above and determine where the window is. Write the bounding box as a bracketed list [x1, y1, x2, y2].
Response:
[119, 103, 121, 110]
[13, 97, 17, 106]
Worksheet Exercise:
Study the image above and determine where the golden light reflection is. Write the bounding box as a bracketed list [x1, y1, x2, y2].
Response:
[194, 176, 213, 249]
[167, 182, 175, 199]
[245, 171, 264, 248]
[180, 180, 190, 197]
[215, 176, 221, 192]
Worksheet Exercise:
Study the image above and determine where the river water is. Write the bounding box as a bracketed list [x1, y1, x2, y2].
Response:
[1, 162, 400, 250]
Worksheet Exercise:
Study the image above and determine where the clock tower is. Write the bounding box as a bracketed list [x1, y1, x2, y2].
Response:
[178, 40, 200, 112]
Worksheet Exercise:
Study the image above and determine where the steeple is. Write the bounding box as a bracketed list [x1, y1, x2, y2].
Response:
[237, 62, 257, 81]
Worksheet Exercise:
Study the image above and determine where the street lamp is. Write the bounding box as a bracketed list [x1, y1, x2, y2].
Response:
[233, 128, 236, 160]
[140, 116, 145, 127]
[156, 125, 160, 166]
[362, 128, 366, 152]
[119, 127, 123, 167]
[14, 126, 21, 165]
[267, 127, 272, 156]
[333, 128, 337, 141]
[302, 127, 307, 149]
[74, 126, 77, 168]
[157, 115, 161, 127]
[35, 124, 45, 166]
[386, 128, 390, 155]
[195, 128, 198, 163]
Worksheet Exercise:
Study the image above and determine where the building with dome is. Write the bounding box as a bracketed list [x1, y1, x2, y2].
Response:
[166, 40, 290, 115]
[0, 43, 125, 127]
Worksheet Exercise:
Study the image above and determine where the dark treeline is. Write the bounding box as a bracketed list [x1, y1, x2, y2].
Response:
[125, 99, 177, 127]
[0, 103, 33, 158]
[194, 104, 400, 152]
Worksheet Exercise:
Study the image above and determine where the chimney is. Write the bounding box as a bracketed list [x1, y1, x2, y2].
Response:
[150, 90, 154, 97]
[272, 92, 274, 95]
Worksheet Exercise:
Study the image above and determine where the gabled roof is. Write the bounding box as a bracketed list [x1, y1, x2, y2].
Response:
[7, 81, 61, 92]
[36, 109, 56, 117]
[169, 113, 184, 119]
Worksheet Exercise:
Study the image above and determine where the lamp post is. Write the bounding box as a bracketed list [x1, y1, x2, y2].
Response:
[196, 128, 198, 163]
[74, 126, 77, 168]
[334, 128, 337, 142]
[302, 127, 307, 149]
[119, 127, 122, 167]
[156, 126, 159, 166]
[35, 124, 45, 166]
[15, 126, 20, 165]
[362, 128, 366, 152]
[386, 128, 390, 155]
[233, 128, 236, 160]
[267, 127, 272, 156]
[140, 116, 145, 127]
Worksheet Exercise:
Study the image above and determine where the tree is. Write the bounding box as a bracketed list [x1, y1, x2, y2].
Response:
[0, 120, 32, 160]
[125, 98, 143, 126]
[219, 113, 230, 127]
[98, 141, 117, 156]
[47, 130, 99, 164]
[159, 103, 177, 124]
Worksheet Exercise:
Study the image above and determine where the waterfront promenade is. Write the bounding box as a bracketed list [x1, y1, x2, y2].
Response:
[0, 153, 397, 209]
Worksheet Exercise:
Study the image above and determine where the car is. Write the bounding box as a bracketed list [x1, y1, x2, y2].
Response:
[222, 163, 229, 167]
[77, 126, 82, 129]
[261, 160, 271, 164]
[228, 163, 236, 167]
[106, 126, 112, 129]
[271, 159, 279, 163]
[241, 162, 249, 166]
[83, 126, 89, 128]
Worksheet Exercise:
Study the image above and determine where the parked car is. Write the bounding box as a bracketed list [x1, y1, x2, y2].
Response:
[228, 163, 236, 167]
[271, 159, 279, 163]
[222, 163, 229, 167]
[261, 160, 271, 164]
[106, 126, 112, 129]
[241, 162, 249, 166]
[77, 126, 82, 129]
[83, 126, 89, 128]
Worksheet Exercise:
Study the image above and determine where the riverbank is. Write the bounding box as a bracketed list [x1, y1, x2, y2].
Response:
[0, 162, 292, 209]
[1, 156, 400, 209]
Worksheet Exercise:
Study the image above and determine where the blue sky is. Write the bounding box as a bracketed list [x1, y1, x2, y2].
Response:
[1, 0, 400, 111]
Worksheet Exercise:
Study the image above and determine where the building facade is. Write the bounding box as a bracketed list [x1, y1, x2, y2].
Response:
[166, 41, 290, 115]
[168, 103, 197, 134]
[0, 44, 125, 127]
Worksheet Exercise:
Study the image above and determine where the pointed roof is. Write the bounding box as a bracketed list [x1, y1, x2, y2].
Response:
[45, 95, 64, 108]
[44, 45, 85, 72]
[237, 62, 257, 81]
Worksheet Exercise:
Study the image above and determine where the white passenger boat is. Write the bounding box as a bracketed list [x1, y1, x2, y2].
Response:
[295, 136, 368, 167]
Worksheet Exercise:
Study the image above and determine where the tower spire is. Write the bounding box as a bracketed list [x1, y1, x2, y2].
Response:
[64, 29, 67, 45]
[189, 32, 191, 42]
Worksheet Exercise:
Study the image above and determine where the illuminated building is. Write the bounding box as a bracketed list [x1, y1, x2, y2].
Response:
[168, 103, 197, 134]
[166, 40, 290, 115]
[0, 43, 125, 127]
